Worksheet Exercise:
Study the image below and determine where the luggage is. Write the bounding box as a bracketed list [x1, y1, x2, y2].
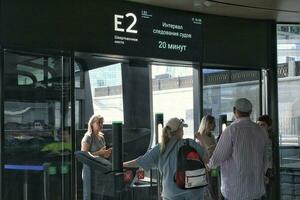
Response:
[174, 139, 208, 189]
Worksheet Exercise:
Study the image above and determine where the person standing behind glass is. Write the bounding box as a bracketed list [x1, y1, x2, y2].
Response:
[81, 114, 112, 200]
[195, 115, 218, 200]
[196, 115, 216, 157]
[257, 115, 273, 200]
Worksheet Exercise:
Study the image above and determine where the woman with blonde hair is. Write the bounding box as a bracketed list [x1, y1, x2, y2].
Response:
[124, 117, 207, 200]
[81, 114, 112, 200]
[196, 115, 216, 157]
[195, 115, 217, 200]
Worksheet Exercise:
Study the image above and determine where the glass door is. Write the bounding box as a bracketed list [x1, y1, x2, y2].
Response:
[1, 50, 72, 200]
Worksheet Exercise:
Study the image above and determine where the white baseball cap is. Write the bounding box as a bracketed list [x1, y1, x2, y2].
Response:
[234, 98, 252, 113]
[165, 118, 188, 132]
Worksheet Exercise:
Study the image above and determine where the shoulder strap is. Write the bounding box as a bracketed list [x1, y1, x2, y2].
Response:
[185, 138, 189, 146]
[185, 138, 206, 165]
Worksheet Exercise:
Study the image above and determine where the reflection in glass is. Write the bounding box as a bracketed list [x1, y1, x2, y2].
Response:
[3, 51, 71, 200]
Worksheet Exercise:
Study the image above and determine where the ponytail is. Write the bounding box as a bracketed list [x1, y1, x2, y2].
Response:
[160, 126, 171, 154]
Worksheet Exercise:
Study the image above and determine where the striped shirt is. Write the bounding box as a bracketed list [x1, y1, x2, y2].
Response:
[208, 117, 268, 200]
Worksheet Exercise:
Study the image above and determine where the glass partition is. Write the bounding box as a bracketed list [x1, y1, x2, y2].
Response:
[151, 65, 194, 140]
[89, 63, 123, 124]
[277, 24, 300, 200]
[2, 50, 72, 200]
[203, 69, 261, 138]
[74, 54, 124, 200]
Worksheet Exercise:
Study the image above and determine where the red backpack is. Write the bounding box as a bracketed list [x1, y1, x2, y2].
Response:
[174, 139, 208, 189]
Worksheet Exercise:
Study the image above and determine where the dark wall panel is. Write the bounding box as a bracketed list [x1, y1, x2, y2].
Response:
[1, 0, 272, 68]
[121, 62, 151, 129]
[1, 0, 202, 62]
[1, 0, 73, 50]
[202, 15, 269, 67]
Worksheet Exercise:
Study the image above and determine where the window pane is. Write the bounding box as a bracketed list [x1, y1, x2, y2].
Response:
[277, 24, 300, 200]
[17, 65, 44, 82]
[75, 62, 83, 88]
[89, 63, 123, 123]
[277, 24, 300, 64]
[203, 69, 260, 137]
[152, 65, 194, 141]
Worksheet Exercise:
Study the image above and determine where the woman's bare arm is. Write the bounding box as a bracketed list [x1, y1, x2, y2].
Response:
[195, 132, 205, 147]
[81, 142, 111, 158]
[123, 159, 138, 168]
[81, 142, 90, 152]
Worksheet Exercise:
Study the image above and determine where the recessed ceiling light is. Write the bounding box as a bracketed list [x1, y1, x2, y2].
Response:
[203, 0, 214, 7]
[194, 0, 214, 8]
[193, 0, 203, 7]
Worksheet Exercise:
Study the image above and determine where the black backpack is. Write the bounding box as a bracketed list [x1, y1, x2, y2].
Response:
[174, 139, 208, 189]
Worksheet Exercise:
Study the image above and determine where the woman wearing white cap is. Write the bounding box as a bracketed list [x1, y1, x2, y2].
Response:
[124, 117, 207, 200]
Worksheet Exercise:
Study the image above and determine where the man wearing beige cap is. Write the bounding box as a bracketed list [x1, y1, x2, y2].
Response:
[208, 98, 268, 200]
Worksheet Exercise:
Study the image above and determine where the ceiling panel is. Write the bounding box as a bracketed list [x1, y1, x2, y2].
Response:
[219, 0, 300, 11]
[128, 0, 300, 22]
